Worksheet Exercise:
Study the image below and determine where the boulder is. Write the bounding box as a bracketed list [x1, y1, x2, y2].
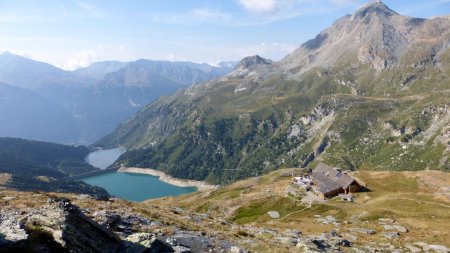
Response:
[1, 196, 15, 201]
[0, 210, 28, 250]
[349, 228, 376, 235]
[428, 245, 449, 253]
[267, 211, 280, 219]
[382, 232, 400, 239]
[1, 198, 123, 253]
[29, 198, 123, 252]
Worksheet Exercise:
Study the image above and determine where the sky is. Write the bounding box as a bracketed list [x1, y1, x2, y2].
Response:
[0, 0, 449, 70]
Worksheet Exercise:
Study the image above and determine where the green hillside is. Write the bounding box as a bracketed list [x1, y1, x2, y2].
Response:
[96, 2, 450, 185]
[0, 138, 108, 196]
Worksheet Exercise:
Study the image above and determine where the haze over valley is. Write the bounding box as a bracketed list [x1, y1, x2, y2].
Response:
[0, 1, 449, 252]
[0, 53, 234, 144]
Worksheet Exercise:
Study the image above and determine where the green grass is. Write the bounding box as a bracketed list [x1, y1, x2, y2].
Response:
[229, 197, 305, 224]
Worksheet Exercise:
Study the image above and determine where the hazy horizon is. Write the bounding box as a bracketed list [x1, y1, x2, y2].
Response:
[1, 0, 449, 70]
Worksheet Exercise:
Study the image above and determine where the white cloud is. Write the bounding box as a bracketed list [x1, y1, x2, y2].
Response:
[237, 0, 278, 13]
[58, 46, 127, 70]
[61, 50, 96, 70]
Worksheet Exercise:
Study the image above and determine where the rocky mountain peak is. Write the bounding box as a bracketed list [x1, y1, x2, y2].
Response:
[353, 0, 398, 19]
[235, 55, 273, 70]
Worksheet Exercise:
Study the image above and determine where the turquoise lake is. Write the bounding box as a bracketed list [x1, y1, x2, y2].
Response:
[83, 148, 197, 202]
[82, 172, 197, 202]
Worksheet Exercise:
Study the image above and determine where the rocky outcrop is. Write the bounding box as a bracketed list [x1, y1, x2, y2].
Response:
[0, 198, 123, 253]
[0, 198, 243, 253]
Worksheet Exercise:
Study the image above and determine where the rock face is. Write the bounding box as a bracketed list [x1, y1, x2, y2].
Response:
[0, 198, 241, 253]
[279, 0, 450, 73]
[0, 198, 122, 253]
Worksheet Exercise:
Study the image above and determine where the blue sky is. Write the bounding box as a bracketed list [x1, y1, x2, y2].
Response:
[0, 0, 449, 70]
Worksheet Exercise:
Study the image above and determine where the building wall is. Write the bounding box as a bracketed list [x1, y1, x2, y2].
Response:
[323, 188, 344, 198]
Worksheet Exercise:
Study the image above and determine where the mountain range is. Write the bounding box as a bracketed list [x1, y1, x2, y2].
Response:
[97, 1, 450, 184]
[0, 53, 234, 144]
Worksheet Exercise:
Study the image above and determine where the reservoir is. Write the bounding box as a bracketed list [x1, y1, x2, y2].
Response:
[86, 147, 125, 170]
[83, 147, 197, 202]
[82, 172, 197, 202]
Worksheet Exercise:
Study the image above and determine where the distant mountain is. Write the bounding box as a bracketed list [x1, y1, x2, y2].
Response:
[72, 60, 234, 143]
[98, 1, 450, 184]
[0, 54, 233, 144]
[0, 137, 107, 196]
[216, 61, 239, 69]
[73, 61, 128, 80]
[0, 52, 89, 90]
[0, 83, 79, 143]
[99, 60, 234, 87]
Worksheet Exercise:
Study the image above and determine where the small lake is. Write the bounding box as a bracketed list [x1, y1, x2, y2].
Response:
[86, 147, 125, 170]
[82, 172, 197, 202]
[83, 147, 197, 201]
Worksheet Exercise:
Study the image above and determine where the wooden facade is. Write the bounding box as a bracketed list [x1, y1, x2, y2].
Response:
[311, 163, 361, 198]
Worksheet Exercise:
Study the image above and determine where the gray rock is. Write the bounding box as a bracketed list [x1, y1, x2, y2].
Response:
[325, 215, 336, 222]
[276, 236, 298, 246]
[349, 228, 376, 235]
[428, 245, 449, 253]
[382, 232, 400, 239]
[0, 210, 28, 247]
[34, 198, 123, 252]
[405, 244, 422, 253]
[383, 224, 408, 233]
[378, 218, 394, 224]
[1, 196, 15, 201]
[173, 245, 191, 253]
[126, 233, 153, 244]
[229, 246, 244, 253]
[284, 229, 301, 238]
[393, 225, 408, 233]
[267, 211, 280, 219]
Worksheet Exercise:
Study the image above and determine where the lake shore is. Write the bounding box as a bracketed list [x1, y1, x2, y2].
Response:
[117, 167, 218, 191]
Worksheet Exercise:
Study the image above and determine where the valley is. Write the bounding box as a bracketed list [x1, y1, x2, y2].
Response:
[0, 0, 449, 252]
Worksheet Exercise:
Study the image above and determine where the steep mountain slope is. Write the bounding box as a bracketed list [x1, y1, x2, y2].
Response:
[72, 60, 234, 143]
[0, 54, 233, 144]
[0, 52, 88, 90]
[0, 83, 79, 143]
[0, 137, 107, 196]
[98, 1, 450, 184]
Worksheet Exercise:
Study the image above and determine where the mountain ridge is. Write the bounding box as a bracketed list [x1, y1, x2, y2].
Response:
[97, 2, 450, 184]
[0, 53, 234, 144]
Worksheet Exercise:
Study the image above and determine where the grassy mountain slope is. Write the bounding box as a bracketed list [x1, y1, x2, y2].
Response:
[3, 169, 447, 252]
[97, 2, 450, 184]
[149, 169, 450, 251]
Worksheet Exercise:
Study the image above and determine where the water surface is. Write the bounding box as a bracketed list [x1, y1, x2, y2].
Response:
[86, 147, 125, 169]
[82, 172, 197, 202]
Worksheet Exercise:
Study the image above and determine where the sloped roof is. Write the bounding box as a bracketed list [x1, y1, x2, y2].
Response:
[311, 163, 356, 194]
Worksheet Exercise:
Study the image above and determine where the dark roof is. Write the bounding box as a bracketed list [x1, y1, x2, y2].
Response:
[311, 163, 356, 194]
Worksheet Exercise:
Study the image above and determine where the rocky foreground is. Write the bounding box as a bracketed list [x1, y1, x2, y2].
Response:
[0, 197, 242, 253]
[1, 169, 450, 252]
[0, 196, 448, 252]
